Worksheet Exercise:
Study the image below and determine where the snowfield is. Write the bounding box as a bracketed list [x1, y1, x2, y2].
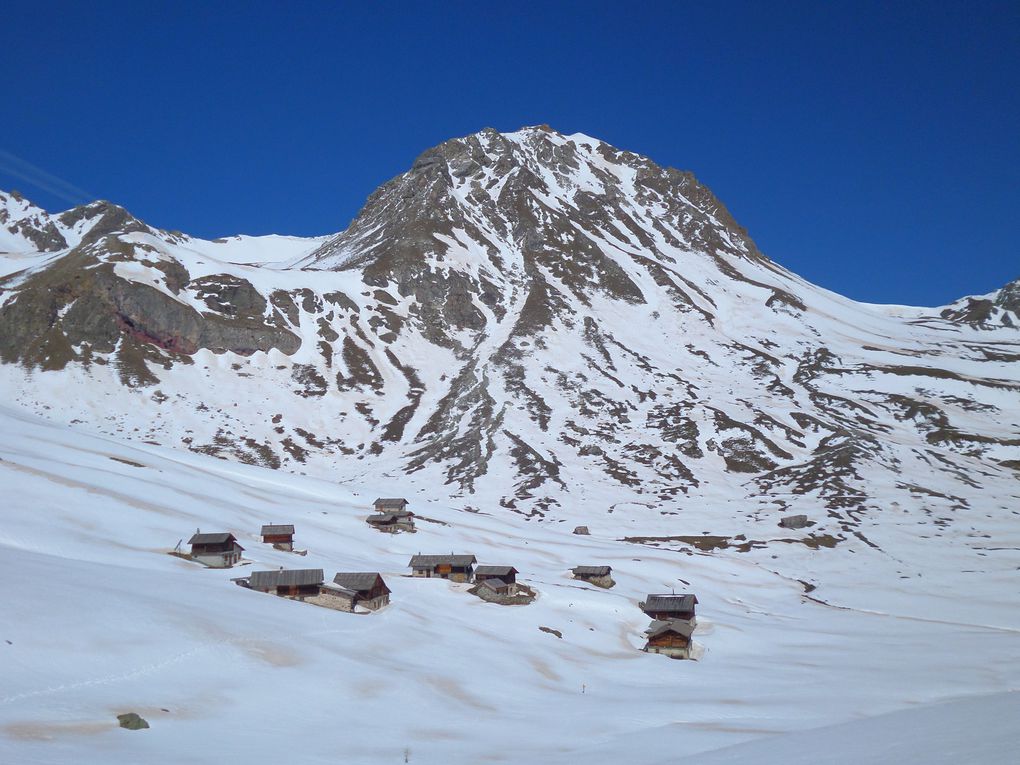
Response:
[2, 404, 1018, 764]
[2, 126, 1019, 762]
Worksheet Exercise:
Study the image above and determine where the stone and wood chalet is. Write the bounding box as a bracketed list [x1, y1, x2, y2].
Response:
[248, 569, 324, 598]
[408, 554, 477, 582]
[260, 524, 295, 551]
[641, 594, 699, 623]
[188, 532, 244, 568]
[373, 497, 410, 514]
[643, 620, 695, 659]
[474, 565, 518, 588]
[329, 572, 391, 611]
[572, 565, 614, 588]
[476, 578, 513, 596]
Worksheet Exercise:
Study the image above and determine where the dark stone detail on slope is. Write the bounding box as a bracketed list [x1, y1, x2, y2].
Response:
[756, 432, 877, 509]
[336, 337, 383, 391]
[995, 278, 1020, 312]
[292, 364, 328, 397]
[380, 348, 425, 442]
[645, 403, 703, 458]
[0, 237, 300, 377]
[503, 430, 566, 506]
[407, 362, 503, 489]
[707, 409, 793, 473]
[0, 191, 68, 251]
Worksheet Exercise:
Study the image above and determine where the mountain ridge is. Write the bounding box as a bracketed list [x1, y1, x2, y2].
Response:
[1, 127, 1018, 532]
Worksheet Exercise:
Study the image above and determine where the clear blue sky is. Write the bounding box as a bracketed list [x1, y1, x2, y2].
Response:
[3, 1, 1017, 306]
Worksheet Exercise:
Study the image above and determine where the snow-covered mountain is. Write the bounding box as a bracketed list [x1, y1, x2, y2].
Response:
[2, 127, 1019, 763]
[2, 127, 1017, 527]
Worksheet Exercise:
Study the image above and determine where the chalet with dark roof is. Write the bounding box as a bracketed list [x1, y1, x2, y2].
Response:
[248, 569, 324, 598]
[408, 554, 477, 582]
[474, 566, 518, 586]
[260, 524, 295, 550]
[641, 594, 699, 623]
[330, 572, 391, 610]
[571, 565, 614, 588]
[188, 532, 243, 568]
[643, 620, 695, 659]
[373, 497, 410, 514]
[476, 578, 512, 596]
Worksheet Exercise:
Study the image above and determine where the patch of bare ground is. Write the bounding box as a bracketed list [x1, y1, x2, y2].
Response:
[3, 720, 113, 740]
[109, 455, 145, 468]
[621, 533, 843, 552]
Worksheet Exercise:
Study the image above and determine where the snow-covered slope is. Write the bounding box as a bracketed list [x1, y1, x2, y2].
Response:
[2, 405, 1018, 764]
[1, 127, 1019, 762]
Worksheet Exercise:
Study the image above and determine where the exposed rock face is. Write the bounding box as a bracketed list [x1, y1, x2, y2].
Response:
[996, 278, 1020, 313]
[117, 712, 149, 730]
[0, 128, 1017, 526]
[0, 198, 301, 385]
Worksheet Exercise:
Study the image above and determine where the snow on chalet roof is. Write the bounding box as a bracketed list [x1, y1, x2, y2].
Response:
[643, 594, 699, 613]
[261, 524, 295, 536]
[249, 569, 324, 589]
[189, 532, 237, 545]
[374, 498, 409, 508]
[475, 565, 518, 577]
[321, 584, 357, 598]
[573, 565, 612, 576]
[408, 554, 477, 568]
[333, 572, 387, 592]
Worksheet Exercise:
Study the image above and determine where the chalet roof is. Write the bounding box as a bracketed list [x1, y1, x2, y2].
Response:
[573, 565, 612, 576]
[475, 565, 518, 577]
[367, 513, 400, 523]
[643, 594, 699, 613]
[333, 572, 388, 593]
[189, 532, 237, 545]
[408, 554, 477, 568]
[249, 569, 324, 589]
[478, 578, 509, 590]
[374, 497, 409, 508]
[261, 524, 295, 536]
[321, 583, 357, 599]
[645, 620, 695, 639]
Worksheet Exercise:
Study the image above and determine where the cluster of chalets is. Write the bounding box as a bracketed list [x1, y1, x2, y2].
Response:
[175, 499, 701, 654]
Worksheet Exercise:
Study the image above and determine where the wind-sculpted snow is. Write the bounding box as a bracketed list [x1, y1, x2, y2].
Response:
[0, 127, 1018, 532]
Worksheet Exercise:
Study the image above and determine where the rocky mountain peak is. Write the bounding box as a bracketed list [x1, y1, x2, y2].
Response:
[994, 276, 1020, 313]
[0, 128, 1017, 523]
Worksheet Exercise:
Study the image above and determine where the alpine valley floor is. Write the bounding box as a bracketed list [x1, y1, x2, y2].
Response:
[1, 404, 1018, 764]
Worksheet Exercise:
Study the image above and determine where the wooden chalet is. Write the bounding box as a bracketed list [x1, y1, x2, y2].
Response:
[188, 532, 244, 568]
[248, 568, 324, 598]
[408, 554, 477, 582]
[373, 497, 410, 514]
[366, 512, 415, 533]
[572, 565, 614, 587]
[474, 565, 518, 586]
[260, 523, 295, 551]
[643, 620, 695, 659]
[330, 572, 391, 610]
[641, 594, 699, 623]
